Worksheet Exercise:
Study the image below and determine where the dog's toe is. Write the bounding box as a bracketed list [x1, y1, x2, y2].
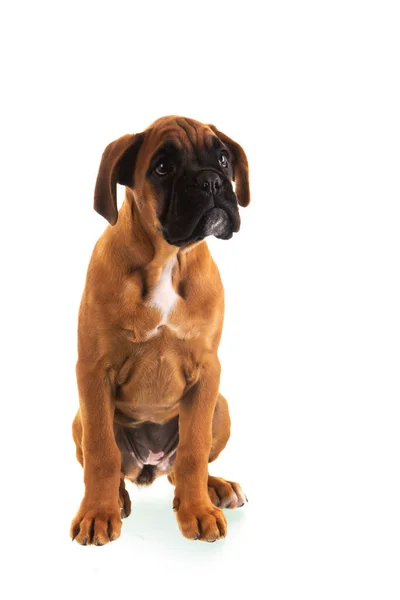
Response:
[207, 476, 247, 509]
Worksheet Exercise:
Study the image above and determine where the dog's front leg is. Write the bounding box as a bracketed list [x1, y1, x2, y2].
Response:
[173, 359, 227, 542]
[70, 364, 122, 545]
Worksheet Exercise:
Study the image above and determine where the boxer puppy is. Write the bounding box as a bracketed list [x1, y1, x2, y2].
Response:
[71, 116, 250, 545]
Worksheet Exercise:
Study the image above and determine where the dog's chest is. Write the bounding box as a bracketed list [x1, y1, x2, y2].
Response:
[147, 258, 178, 321]
[146, 258, 180, 337]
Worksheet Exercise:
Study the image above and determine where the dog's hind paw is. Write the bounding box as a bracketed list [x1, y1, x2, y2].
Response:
[119, 479, 131, 518]
[207, 476, 248, 509]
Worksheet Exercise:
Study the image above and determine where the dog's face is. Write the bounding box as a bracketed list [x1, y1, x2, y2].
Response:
[94, 116, 250, 247]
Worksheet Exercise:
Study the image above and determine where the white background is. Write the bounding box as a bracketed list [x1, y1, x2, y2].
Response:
[1, 1, 399, 598]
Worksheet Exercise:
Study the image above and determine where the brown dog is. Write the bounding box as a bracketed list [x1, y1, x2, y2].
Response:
[71, 116, 250, 545]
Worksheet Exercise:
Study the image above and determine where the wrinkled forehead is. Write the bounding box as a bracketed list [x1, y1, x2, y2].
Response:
[143, 116, 226, 162]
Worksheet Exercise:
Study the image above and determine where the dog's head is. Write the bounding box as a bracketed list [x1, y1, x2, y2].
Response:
[94, 116, 250, 247]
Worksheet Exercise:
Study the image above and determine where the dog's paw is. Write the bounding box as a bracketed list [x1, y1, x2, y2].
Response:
[174, 500, 227, 542]
[207, 476, 248, 509]
[119, 481, 131, 519]
[70, 501, 122, 546]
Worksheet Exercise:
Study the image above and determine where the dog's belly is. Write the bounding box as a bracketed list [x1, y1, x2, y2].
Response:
[115, 416, 179, 483]
[113, 339, 191, 483]
[114, 336, 198, 425]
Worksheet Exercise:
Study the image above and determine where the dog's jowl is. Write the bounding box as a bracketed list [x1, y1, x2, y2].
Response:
[70, 116, 250, 545]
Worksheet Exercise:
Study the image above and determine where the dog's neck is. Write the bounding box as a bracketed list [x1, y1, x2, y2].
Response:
[111, 190, 179, 289]
[106, 189, 206, 290]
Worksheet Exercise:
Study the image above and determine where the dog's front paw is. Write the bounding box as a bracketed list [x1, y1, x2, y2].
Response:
[173, 499, 227, 542]
[70, 500, 122, 546]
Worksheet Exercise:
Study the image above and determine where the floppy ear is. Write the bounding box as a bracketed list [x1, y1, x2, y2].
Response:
[94, 133, 144, 225]
[209, 125, 250, 207]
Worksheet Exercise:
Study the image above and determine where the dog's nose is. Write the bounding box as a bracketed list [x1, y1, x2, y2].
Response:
[197, 171, 222, 195]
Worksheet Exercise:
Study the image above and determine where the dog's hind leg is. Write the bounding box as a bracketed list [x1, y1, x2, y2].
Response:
[72, 410, 84, 466]
[205, 393, 248, 508]
[119, 477, 131, 518]
[209, 392, 231, 462]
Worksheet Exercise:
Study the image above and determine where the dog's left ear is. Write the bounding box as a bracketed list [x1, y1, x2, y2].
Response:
[94, 133, 144, 225]
[209, 125, 250, 207]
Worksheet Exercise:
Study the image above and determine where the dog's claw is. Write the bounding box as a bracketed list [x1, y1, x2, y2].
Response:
[70, 504, 122, 546]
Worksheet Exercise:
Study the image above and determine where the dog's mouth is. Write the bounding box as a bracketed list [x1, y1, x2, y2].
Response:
[164, 206, 240, 247]
[194, 207, 234, 239]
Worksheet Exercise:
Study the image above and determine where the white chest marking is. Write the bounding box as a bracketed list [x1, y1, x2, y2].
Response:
[147, 258, 178, 325]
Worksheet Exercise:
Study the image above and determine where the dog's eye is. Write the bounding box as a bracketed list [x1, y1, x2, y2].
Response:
[219, 153, 229, 168]
[155, 160, 175, 176]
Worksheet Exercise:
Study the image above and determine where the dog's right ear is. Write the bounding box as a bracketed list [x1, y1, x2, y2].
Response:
[94, 133, 144, 225]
